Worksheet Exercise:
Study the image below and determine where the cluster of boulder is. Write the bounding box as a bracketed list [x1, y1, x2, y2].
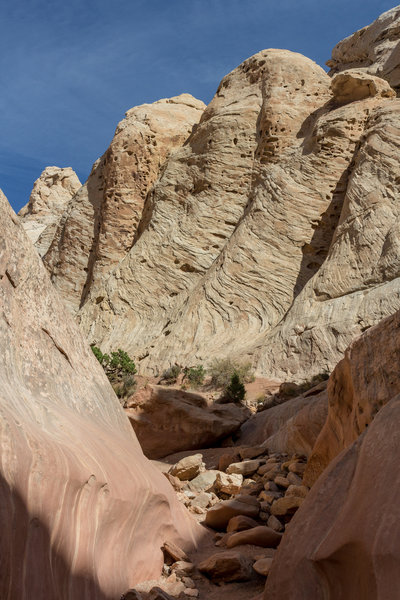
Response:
[123, 448, 309, 598]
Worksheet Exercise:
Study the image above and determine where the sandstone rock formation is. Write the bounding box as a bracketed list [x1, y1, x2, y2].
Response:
[41, 94, 205, 314]
[22, 8, 400, 386]
[18, 166, 81, 256]
[126, 385, 250, 459]
[238, 384, 328, 457]
[265, 393, 400, 600]
[327, 5, 400, 92]
[0, 189, 200, 599]
[78, 42, 400, 384]
[305, 308, 400, 486]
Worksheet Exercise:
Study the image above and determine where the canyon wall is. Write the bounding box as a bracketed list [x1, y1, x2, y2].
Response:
[0, 189, 200, 599]
[19, 7, 400, 384]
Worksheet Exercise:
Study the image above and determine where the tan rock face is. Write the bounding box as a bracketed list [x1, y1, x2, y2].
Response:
[79, 49, 334, 366]
[76, 44, 400, 384]
[43, 94, 205, 313]
[0, 190, 200, 599]
[18, 166, 81, 256]
[265, 393, 400, 600]
[255, 98, 400, 381]
[25, 8, 400, 384]
[305, 309, 400, 486]
[327, 5, 400, 92]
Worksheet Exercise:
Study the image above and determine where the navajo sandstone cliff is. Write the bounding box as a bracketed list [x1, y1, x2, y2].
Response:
[1, 189, 200, 599]
[20, 6, 400, 384]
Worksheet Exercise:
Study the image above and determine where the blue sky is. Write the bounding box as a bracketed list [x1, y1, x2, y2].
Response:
[1, 0, 396, 212]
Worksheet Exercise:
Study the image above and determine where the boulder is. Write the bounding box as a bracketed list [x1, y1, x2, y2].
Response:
[214, 471, 243, 495]
[198, 550, 253, 582]
[205, 495, 260, 530]
[188, 470, 219, 493]
[270, 496, 305, 516]
[227, 515, 259, 533]
[126, 386, 249, 459]
[169, 454, 205, 481]
[253, 557, 274, 577]
[331, 70, 395, 105]
[226, 526, 282, 549]
[226, 460, 263, 476]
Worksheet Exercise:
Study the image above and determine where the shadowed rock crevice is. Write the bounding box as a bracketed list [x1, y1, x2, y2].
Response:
[0, 474, 114, 600]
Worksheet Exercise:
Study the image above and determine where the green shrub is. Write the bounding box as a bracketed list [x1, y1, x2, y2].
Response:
[184, 365, 205, 387]
[91, 346, 137, 402]
[224, 372, 246, 403]
[209, 358, 254, 388]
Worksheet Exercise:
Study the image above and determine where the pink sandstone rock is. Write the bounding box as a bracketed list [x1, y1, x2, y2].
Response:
[265, 393, 400, 599]
[0, 189, 201, 599]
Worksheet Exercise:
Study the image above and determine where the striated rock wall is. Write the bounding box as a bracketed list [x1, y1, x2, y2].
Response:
[42, 94, 205, 313]
[304, 308, 400, 486]
[79, 50, 335, 365]
[22, 7, 400, 385]
[18, 166, 81, 256]
[0, 189, 200, 599]
[264, 311, 400, 599]
[78, 47, 400, 382]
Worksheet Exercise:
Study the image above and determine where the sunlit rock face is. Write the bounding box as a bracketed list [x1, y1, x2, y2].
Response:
[40, 94, 205, 314]
[18, 166, 81, 256]
[264, 308, 400, 600]
[0, 189, 200, 600]
[22, 7, 400, 384]
[327, 5, 400, 92]
[77, 46, 400, 383]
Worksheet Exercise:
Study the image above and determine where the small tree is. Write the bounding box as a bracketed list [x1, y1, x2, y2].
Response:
[91, 346, 137, 404]
[224, 372, 246, 403]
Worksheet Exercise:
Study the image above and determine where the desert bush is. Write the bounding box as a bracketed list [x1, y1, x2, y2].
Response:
[161, 364, 181, 384]
[209, 358, 254, 389]
[91, 346, 137, 403]
[184, 365, 206, 388]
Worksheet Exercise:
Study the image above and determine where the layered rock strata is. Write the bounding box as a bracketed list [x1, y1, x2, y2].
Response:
[40, 94, 205, 313]
[327, 5, 400, 92]
[0, 189, 200, 599]
[18, 166, 81, 256]
[22, 8, 400, 384]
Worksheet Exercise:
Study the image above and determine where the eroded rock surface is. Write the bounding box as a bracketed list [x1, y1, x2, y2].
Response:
[265, 394, 400, 600]
[305, 309, 400, 486]
[43, 94, 205, 313]
[24, 10, 400, 384]
[126, 385, 250, 459]
[0, 190, 200, 599]
[78, 41, 400, 384]
[18, 166, 81, 256]
[327, 5, 400, 92]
